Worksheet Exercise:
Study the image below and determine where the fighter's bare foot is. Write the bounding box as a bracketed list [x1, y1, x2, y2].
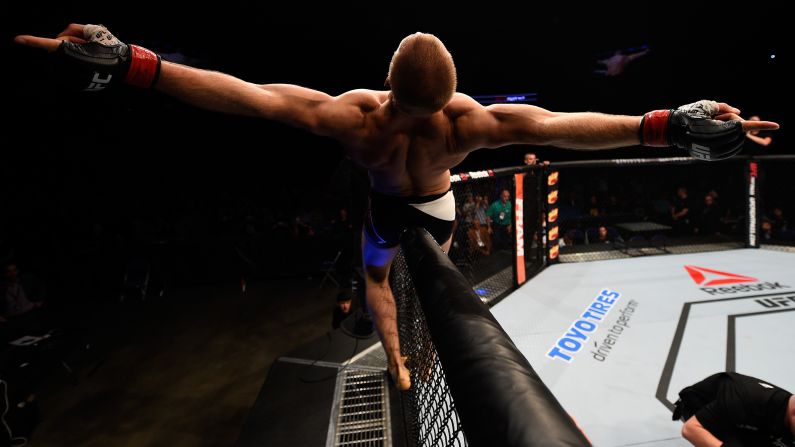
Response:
[388, 356, 411, 391]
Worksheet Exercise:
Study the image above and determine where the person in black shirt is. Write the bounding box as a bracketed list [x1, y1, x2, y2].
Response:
[331, 291, 353, 330]
[671, 186, 695, 236]
[1, 262, 46, 341]
[745, 115, 774, 156]
[672, 372, 795, 446]
[695, 194, 723, 236]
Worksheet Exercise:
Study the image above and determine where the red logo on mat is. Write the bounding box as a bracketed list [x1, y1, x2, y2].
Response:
[684, 265, 757, 286]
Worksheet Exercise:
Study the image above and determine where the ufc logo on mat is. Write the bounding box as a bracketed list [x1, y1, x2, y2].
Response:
[84, 72, 112, 92]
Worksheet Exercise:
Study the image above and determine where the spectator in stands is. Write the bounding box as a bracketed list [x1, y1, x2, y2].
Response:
[559, 230, 576, 247]
[770, 206, 790, 239]
[331, 291, 353, 329]
[473, 195, 490, 228]
[587, 194, 604, 217]
[606, 194, 623, 215]
[0, 261, 46, 340]
[293, 211, 316, 239]
[705, 191, 722, 222]
[460, 194, 476, 224]
[559, 190, 584, 221]
[673, 372, 794, 447]
[523, 152, 539, 166]
[592, 225, 622, 244]
[487, 189, 513, 250]
[523, 151, 550, 167]
[745, 115, 774, 155]
[671, 186, 694, 236]
[596, 225, 610, 243]
[694, 194, 722, 236]
[707, 189, 742, 232]
[330, 207, 356, 288]
[467, 219, 492, 258]
[761, 219, 775, 242]
[651, 190, 673, 224]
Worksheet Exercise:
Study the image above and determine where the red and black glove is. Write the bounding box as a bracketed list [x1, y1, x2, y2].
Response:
[640, 100, 745, 161]
[52, 24, 160, 91]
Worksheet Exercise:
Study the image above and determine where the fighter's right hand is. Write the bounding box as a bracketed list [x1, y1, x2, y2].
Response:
[15, 24, 160, 91]
[640, 100, 779, 161]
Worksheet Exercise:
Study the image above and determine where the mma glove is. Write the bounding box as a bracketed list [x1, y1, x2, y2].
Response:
[52, 24, 160, 91]
[640, 100, 745, 161]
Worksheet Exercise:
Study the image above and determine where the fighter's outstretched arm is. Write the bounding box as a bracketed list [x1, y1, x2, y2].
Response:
[454, 94, 778, 160]
[15, 24, 367, 139]
[681, 415, 722, 447]
[456, 101, 641, 150]
[156, 62, 366, 137]
[745, 132, 772, 147]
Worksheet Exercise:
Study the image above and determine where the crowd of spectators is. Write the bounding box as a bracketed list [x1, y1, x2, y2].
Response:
[449, 159, 793, 266]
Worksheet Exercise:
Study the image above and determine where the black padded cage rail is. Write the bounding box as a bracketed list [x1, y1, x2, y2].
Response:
[393, 227, 591, 447]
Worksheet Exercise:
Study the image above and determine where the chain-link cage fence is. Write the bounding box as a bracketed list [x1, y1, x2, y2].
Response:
[549, 159, 751, 263]
[383, 168, 547, 446]
[448, 173, 514, 292]
[391, 251, 466, 447]
[447, 168, 545, 303]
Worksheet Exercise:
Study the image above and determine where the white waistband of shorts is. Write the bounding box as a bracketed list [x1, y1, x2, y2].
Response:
[408, 190, 455, 221]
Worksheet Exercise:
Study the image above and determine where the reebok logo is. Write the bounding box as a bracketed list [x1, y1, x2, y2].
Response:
[685, 265, 790, 295]
[685, 265, 756, 286]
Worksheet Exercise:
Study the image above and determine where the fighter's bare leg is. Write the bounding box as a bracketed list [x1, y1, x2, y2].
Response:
[362, 230, 410, 390]
[440, 235, 453, 254]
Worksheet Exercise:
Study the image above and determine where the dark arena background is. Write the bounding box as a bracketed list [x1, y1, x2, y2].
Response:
[1, 3, 791, 447]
